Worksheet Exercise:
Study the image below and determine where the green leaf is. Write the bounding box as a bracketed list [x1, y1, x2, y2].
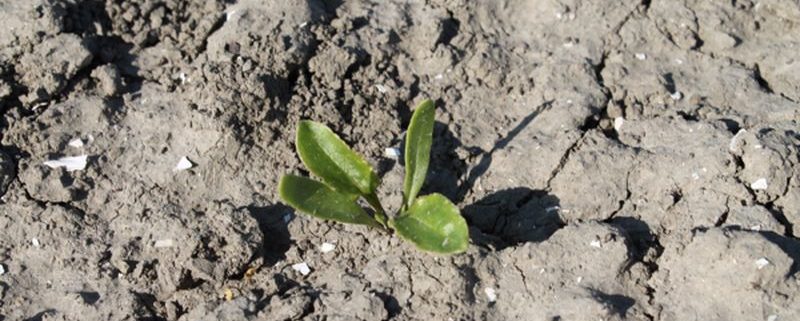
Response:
[403, 99, 435, 209]
[296, 120, 379, 196]
[279, 175, 380, 228]
[390, 193, 469, 254]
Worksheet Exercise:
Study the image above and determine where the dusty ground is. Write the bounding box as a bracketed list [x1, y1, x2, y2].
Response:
[1, 0, 799, 320]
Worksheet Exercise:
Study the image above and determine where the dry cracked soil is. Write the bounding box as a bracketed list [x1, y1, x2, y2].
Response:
[1, 0, 799, 320]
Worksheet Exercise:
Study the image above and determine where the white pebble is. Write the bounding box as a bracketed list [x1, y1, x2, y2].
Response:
[174, 156, 193, 172]
[384, 147, 401, 158]
[576, 276, 583, 284]
[299, 21, 308, 28]
[434, 73, 444, 80]
[0, 264, 5, 275]
[670, 91, 683, 100]
[484, 287, 497, 302]
[375, 84, 388, 93]
[767, 315, 778, 321]
[613, 117, 625, 132]
[68, 138, 84, 148]
[320, 242, 336, 253]
[751, 178, 768, 190]
[692, 172, 700, 180]
[590, 240, 602, 248]
[292, 262, 311, 276]
[154, 239, 175, 248]
[43, 155, 88, 171]
[635, 53, 647, 60]
[32, 238, 41, 247]
[755, 257, 770, 270]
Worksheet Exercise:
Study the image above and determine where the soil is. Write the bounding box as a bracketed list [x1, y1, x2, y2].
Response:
[1, 0, 799, 320]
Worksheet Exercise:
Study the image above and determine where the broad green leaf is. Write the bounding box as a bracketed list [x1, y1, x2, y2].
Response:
[279, 175, 380, 228]
[390, 193, 469, 254]
[296, 120, 379, 196]
[403, 99, 435, 209]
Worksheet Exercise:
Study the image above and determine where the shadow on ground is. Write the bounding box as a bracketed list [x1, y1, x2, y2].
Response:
[463, 187, 564, 249]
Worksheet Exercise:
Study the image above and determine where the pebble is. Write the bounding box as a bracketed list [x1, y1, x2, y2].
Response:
[751, 178, 768, 190]
[670, 91, 683, 100]
[0, 263, 5, 275]
[174, 156, 193, 171]
[635, 53, 647, 60]
[755, 257, 770, 270]
[43, 155, 88, 171]
[375, 84, 388, 93]
[384, 147, 401, 158]
[32, 238, 40, 247]
[590, 240, 602, 248]
[613, 117, 625, 132]
[484, 287, 497, 302]
[292, 262, 311, 276]
[320, 242, 336, 253]
[154, 239, 175, 248]
[767, 315, 778, 321]
[68, 138, 84, 148]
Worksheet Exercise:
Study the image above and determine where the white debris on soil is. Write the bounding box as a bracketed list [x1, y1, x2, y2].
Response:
[692, 172, 700, 180]
[31, 238, 40, 247]
[292, 262, 311, 276]
[320, 242, 336, 253]
[154, 239, 175, 248]
[590, 240, 602, 248]
[767, 315, 778, 321]
[635, 52, 647, 60]
[375, 84, 388, 93]
[434, 73, 444, 80]
[751, 178, 768, 190]
[613, 117, 625, 132]
[670, 91, 683, 100]
[755, 258, 770, 270]
[0, 264, 5, 275]
[299, 21, 308, 28]
[729, 129, 747, 151]
[484, 287, 497, 302]
[384, 147, 401, 158]
[576, 276, 583, 284]
[545, 205, 560, 213]
[68, 138, 84, 148]
[174, 156, 193, 172]
[43, 155, 88, 171]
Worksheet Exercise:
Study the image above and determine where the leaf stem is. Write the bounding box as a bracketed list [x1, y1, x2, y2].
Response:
[365, 192, 389, 229]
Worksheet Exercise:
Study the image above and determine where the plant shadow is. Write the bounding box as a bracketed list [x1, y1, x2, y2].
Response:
[246, 204, 294, 265]
[463, 187, 564, 249]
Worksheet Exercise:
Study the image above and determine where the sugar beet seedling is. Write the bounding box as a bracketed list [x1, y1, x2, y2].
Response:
[279, 99, 469, 254]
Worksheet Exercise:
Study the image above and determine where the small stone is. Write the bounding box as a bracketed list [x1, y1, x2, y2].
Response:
[32, 238, 40, 247]
[384, 147, 401, 158]
[755, 257, 770, 270]
[43, 155, 88, 172]
[613, 117, 625, 132]
[670, 91, 683, 100]
[767, 315, 778, 321]
[0, 263, 5, 275]
[635, 53, 647, 60]
[174, 156, 193, 172]
[320, 242, 336, 253]
[729, 129, 747, 152]
[68, 138, 84, 148]
[154, 239, 175, 248]
[751, 178, 768, 190]
[375, 84, 388, 93]
[590, 240, 602, 248]
[292, 262, 311, 276]
[484, 287, 497, 302]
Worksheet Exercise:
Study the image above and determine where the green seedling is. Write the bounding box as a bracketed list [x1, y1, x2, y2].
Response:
[279, 99, 469, 254]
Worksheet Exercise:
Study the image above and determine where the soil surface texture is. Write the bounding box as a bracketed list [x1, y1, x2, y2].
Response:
[1, 1, 799, 320]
